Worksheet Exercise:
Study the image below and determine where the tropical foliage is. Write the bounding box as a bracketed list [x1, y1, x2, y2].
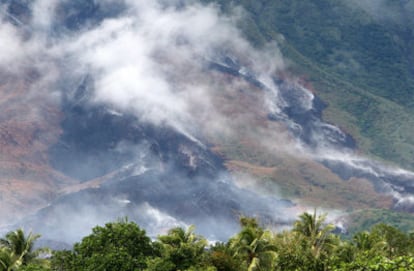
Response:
[4, 212, 414, 270]
[0, 229, 49, 271]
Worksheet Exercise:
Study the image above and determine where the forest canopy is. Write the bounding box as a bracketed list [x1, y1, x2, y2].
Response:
[2, 213, 414, 271]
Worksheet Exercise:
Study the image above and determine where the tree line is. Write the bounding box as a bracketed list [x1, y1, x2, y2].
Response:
[2, 212, 414, 270]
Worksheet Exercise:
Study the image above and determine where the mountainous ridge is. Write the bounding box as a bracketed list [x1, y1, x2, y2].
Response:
[0, 0, 414, 244]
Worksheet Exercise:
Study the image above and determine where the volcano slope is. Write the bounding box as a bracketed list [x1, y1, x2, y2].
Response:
[1, 0, 414, 243]
[0, 72, 78, 225]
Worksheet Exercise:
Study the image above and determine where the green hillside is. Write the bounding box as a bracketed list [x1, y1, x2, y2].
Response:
[203, 0, 414, 170]
[345, 209, 414, 237]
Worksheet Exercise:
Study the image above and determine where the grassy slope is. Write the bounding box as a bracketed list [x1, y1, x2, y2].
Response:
[204, 71, 393, 212]
[204, 0, 414, 170]
[200, 0, 414, 231]
[0, 75, 79, 223]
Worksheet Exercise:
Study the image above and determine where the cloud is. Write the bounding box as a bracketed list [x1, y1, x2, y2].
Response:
[31, 0, 58, 30]
[0, 18, 26, 72]
[59, 0, 284, 140]
[1, 0, 286, 148]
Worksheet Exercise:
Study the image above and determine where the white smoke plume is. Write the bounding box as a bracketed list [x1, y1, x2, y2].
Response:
[58, 0, 284, 140]
[2, 0, 414, 243]
[2, 0, 285, 149]
[0, 0, 294, 243]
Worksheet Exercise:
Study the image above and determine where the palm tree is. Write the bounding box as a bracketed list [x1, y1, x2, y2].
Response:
[158, 225, 207, 252]
[230, 217, 277, 271]
[293, 211, 336, 257]
[294, 212, 333, 238]
[292, 211, 338, 270]
[0, 229, 48, 269]
[352, 230, 387, 257]
[0, 247, 18, 271]
[156, 225, 207, 270]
